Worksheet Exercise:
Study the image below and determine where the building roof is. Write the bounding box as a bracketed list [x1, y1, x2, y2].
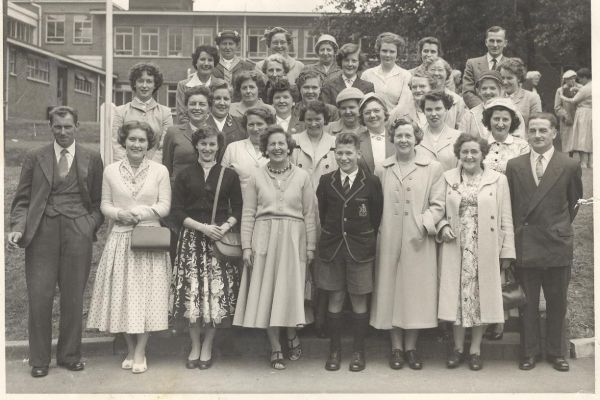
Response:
[11, 0, 125, 10]
[7, 38, 117, 78]
[112, 0, 335, 13]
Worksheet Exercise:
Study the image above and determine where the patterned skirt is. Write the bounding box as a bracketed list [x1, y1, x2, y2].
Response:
[170, 227, 241, 327]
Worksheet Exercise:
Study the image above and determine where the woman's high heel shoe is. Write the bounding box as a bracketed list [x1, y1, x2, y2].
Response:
[121, 358, 134, 370]
[132, 357, 147, 374]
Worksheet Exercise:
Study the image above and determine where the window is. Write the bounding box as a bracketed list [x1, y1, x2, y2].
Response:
[26, 57, 50, 83]
[287, 29, 299, 58]
[115, 27, 133, 56]
[74, 73, 93, 94]
[247, 28, 267, 59]
[168, 28, 183, 57]
[140, 27, 159, 56]
[73, 15, 93, 44]
[304, 32, 318, 59]
[9, 48, 17, 75]
[114, 86, 133, 106]
[8, 17, 35, 44]
[193, 28, 213, 49]
[167, 84, 178, 115]
[46, 14, 65, 43]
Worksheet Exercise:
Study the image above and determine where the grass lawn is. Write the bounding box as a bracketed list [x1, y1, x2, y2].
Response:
[3, 134, 595, 341]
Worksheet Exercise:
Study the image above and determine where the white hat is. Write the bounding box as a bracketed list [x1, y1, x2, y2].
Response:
[314, 34, 338, 53]
[562, 70, 577, 79]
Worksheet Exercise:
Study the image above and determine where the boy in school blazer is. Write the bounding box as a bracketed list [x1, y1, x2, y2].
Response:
[316, 132, 383, 373]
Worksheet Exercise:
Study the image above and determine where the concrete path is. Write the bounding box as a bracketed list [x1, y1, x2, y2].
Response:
[5, 352, 594, 394]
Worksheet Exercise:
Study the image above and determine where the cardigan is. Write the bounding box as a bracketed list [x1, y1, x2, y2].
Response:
[100, 158, 171, 233]
[169, 163, 242, 230]
[240, 165, 317, 251]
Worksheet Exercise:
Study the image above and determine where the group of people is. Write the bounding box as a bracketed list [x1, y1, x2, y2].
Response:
[8, 25, 586, 379]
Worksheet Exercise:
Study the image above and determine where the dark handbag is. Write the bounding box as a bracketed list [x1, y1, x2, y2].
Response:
[502, 266, 527, 310]
[130, 209, 171, 251]
[211, 167, 242, 261]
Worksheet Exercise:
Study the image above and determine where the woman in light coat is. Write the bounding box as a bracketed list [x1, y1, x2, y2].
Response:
[437, 133, 515, 371]
[370, 117, 445, 371]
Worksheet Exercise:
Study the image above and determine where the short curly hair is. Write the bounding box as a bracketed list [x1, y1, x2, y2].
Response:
[453, 133, 489, 161]
[419, 91, 454, 111]
[481, 105, 521, 134]
[426, 57, 452, 80]
[417, 36, 443, 58]
[191, 45, 220, 69]
[359, 96, 389, 126]
[259, 125, 296, 157]
[577, 67, 592, 80]
[268, 77, 299, 104]
[262, 54, 290, 75]
[389, 117, 424, 145]
[295, 69, 323, 91]
[242, 106, 276, 130]
[374, 32, 405, 54]
[264, 27, 293, 47]
[335, 43, 366, 70]
[498, 57, 527, 83]
[184, 85, 211, 106]
[409, 71, 436, 90]
[335, 131, 361, 149]
[191, 126, 224, 154]
[209, 80, 234, 105]
[49, 106, 78, 125]
[234, 70, 265, 99]
[300, 100, 330, 124]
[117, 120, 157, 149]
[128, 62, 163, 94]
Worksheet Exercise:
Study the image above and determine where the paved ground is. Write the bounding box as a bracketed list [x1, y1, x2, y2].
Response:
[5, 352, 594, 394]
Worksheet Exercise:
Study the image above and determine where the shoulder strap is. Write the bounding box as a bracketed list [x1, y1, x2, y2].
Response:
[211, 166, 226, 225]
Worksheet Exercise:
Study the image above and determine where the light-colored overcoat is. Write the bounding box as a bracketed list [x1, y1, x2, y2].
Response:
[291, 131, 338, 189]
[437, 167, 515, 324]
[370, 153, 445, 329]
[415, 126, 461, 171]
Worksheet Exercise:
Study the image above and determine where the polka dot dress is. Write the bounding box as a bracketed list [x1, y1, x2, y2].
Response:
[87, 231, 171, 334]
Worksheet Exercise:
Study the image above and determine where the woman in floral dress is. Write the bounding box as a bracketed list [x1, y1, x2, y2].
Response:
[170, 126, 242, 369]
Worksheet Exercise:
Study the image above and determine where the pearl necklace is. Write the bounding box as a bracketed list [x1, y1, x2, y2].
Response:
[267, 162, 291, 174]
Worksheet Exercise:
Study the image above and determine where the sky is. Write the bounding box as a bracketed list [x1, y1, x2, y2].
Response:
[112, 0, 333, 12]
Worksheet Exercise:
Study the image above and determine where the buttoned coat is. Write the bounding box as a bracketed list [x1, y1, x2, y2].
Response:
[316, 167, 383, 263]
[10, 143, 104, 248]
[505, 152, 582, 268]
[415, 126, 461, 171]
[509, 88, 542, 125]
[462, 55, 490, 109]
[369, 154, 445, 329]
[358, 129, 396, 176]
[437, 167, 515, 324]
[291, 131, 338, 189]
[321, 75, 375, 106]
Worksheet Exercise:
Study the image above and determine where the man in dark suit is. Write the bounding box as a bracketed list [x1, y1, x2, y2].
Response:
[8, 106, 104, 377]
[505, 112, 583, 372]
[316, 132, 383, 372]
[462, 26, 508, 109]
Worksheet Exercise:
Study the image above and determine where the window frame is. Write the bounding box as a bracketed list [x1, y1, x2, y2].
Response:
[247, 28, 268, 59]
[114, 26, 134, 56]
[74, 73, 93, 95]
[45, 14, 65, 44]
[73, 15, 93, 44]
[9, 48, 17, 76]
[304, 31, 318, 60]
[140, 27, 160, 56]
[166, 84, 178, 116]
[26, 56, 50, 84]
[168, 27, 184, 57]
[9, 17, 35, 44]
[114, 85, 133, 106]
[192, 27, 214, 49]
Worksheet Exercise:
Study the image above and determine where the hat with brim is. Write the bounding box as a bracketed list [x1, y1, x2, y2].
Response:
[562, 70, 577, 80]
[314, 34, 339, 53]
[216, 30, 240, 43]
[358, 92, 387, 112]
[483, 97, 518, 114]
[476, 70, 503, 87]
[336, 87, 365, 105]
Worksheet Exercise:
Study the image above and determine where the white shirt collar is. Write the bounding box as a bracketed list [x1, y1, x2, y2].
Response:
[487, 133, 514, 145]
[531, 146, 554, 162]
[487, 53, 504, 63]
[54, 140, 76, 159]
[340, 167, 359, 185]
[185, 74, 211, 88]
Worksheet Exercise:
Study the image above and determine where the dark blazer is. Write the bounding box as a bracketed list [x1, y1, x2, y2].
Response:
[10, 143, 104, 247]
[206, 114, 247, 147]
[213, 58, 256, 102]
[162, 123, 196, 181]
[462, 55, 490, 109]
[358, 129, 396, 175]
[316, 167, 383, 263]
[321, 75, 375, 106]
[505, 151, 583, 268]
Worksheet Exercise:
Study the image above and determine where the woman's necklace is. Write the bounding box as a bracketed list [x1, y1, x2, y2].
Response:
[267, 162, 291, 174]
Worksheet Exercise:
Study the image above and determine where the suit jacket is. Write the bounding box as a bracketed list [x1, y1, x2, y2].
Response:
[321, 75, 375, 106]
[162, 123, 196, 182]
[206, 114, 247, 147]
[10, 143, 104, 248]
[462, 55, 490, 109]
[505, 151, 583, 268]
[316, 167, 383, 262]
[358, 129, 396, 175]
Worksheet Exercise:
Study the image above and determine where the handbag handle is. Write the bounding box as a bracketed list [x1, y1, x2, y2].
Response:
[211, 166, 226, 225]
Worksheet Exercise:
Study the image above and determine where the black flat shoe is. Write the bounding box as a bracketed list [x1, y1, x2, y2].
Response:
[405, 350, 423, 370]
[349, 351, 366, 372]
[546, 356, 569, 372]
[389, 349, 404, 370]
[198, 358, 213, 369]
[325, 350, 341, 371]
[446, 349, 464, 369]
[468, 353, 482, 371]
[519, 356, 536, 370]
[185, 359, 199, 369]
[57, 361, 85, 371]
[31, 366, 49, 378]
